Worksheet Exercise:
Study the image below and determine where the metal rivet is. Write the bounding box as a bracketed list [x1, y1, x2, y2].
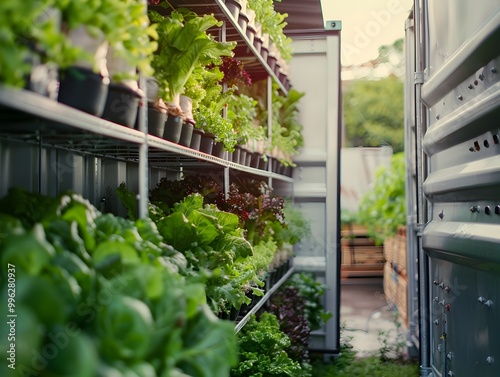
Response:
[484, 140, 490, 148]
[487, 356, 495, 364]
[448, 371, 454, 377]
[433, 280, 439, 285]
[485, 206, 491, 215]
[436, 114, 440, 120]
[434, 296, 439, 302]
[495, 205, 500, 215]
[445, 286, 451, 293]
[447, 352, 453, 361]
[438, 210, 445, 219]
[479, 73, 485, 80]
[492, 67, 497, 74]
[458, 95, 463, 100]
[478, 297, 486, 303]
[474, 141, 480, 151]
[439, 282, 445, 289]
[474, 79, 479, 85]
[469, 147, 475, 152]
[468, 84, 474, 89]
[433, 319, 440, 325]
[439, 300, 445, 306]
[470, 205, 480, 213]
[485, 300, 493, 308]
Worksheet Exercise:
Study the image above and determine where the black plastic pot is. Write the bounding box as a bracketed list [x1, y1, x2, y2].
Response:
[212, 141, 225, 158]
[199, 133, 215, 154]
[250, 152, 261, 168]
[58, 66, 109, 116]
[258, 155, 268, 170]
[163, 116, 183, 143]
[147, 106, 166, 137]
[239, 147, 247, 165]
[102, 83, 141, 128]
[233, 145, 241, 163]
[179, 122, 194, 147]
[190, 128, 204, 150]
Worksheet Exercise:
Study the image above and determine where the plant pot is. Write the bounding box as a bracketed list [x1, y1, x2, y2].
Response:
[102, 82, 141, 127]
[199, 133, 215, 154]
[239, 147, 247, 165]
[250, 152, 261, 168]
[267, 55, 277, 72]
[260, 46, 269, 63]
[190, 128, 204, 150]
[212, 141, 225, 158]
[233, 145, 241, 163]
[245, 150, 252, 166]
[146, 77, 160, 103]
[147, 105, 167, 137]
[163, 115, 183, 143]
[58, 66, 109, 116]
[238, 12, 249, 35]
[259, 155, 268, 170]
[179, 122, 194, 147]
[223, 0, 242, 20]
[246, 24, 256, 45]
[253, 35, 263, 54]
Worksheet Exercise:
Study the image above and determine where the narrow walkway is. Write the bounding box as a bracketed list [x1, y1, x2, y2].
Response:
[340, 278, 405, 358]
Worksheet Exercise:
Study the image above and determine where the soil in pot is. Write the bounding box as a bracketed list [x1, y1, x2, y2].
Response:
[179, 122, 194, 147]
[163, 115, 183, 143]
[102, 82, 141, 128]
[58, 66, 109, 116]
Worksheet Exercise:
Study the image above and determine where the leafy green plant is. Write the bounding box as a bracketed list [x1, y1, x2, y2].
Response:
[54, 0, 157, 75]
[357, 152, 406, 245]
[231, 312, 308, 377]
[247, 0, 293, 61]
[267, 286, 312, 366]
[0, 188, 238, 377]
[227, 92, 264, 145]
[149, 7, 235, 107]
[271, 86, 305, 165]
[287, 272, 332, 331]
[0, 0, 64, 87]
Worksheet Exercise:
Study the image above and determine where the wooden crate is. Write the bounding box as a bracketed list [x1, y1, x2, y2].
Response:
[341, 227, 384, 278]
[383, 261, 408, 326]
[383, 228, 407, 277]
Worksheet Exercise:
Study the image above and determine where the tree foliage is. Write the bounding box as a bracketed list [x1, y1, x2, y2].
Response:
[343, 75, 404, 153]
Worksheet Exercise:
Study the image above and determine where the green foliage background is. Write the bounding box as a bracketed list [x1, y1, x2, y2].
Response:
[357, 153, 406, 244]
[343, 75, 404, 153]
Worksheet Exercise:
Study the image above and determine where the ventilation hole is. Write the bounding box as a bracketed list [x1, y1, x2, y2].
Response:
[493, 135, 500, 144]
[496, 206, 500, 215]
[485, 206, 491, 215]
[484, 140, 490, 148]
[474, 141, 480, 151]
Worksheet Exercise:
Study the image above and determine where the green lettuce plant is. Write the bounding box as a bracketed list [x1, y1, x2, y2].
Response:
[149, 7, 235, 107]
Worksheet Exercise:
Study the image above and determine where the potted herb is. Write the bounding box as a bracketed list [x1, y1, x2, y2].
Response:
[101, 0, 158, 127]
[54, 0, 157, 117]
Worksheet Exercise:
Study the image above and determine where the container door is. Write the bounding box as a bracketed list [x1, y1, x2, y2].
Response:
[414, 1, 500, 376]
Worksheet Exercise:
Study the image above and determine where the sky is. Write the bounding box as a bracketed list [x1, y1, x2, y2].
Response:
[321, 0, 413, 68]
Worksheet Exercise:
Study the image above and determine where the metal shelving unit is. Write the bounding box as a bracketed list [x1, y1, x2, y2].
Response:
[0, 0, 296, 333]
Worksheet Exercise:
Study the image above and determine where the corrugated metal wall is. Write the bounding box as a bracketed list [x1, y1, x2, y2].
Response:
[411, 1, 500, 376]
